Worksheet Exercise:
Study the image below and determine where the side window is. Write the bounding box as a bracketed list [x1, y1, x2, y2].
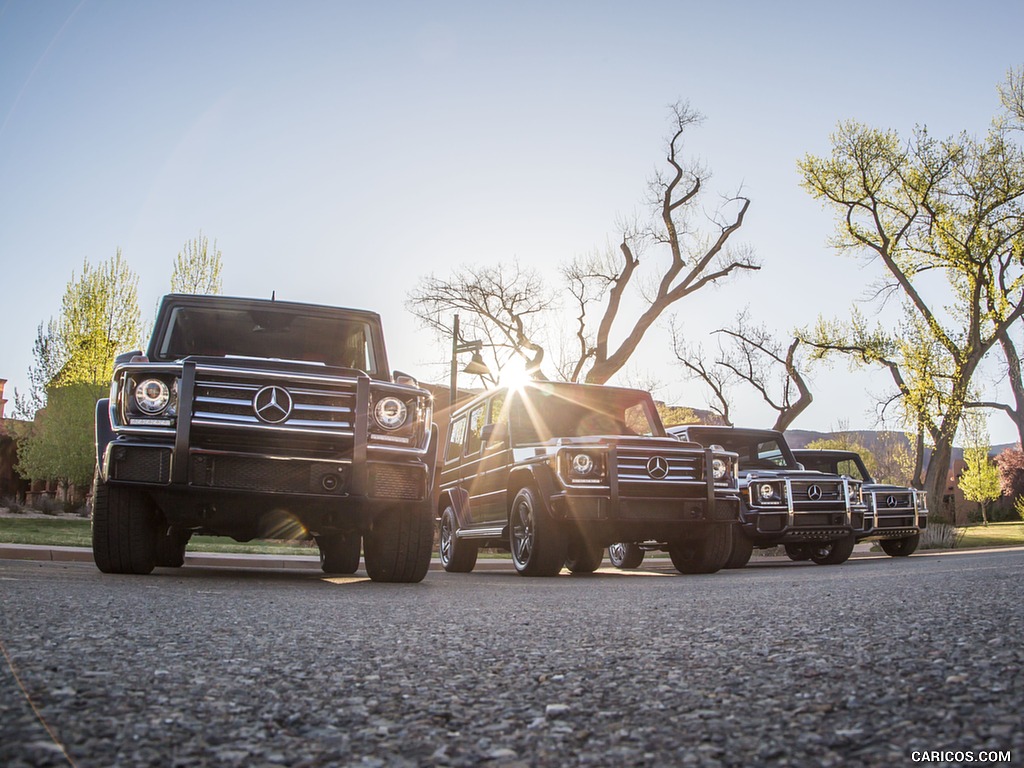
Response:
[756, 440, 787, 466]
[489, 393, 506, 425]
[464, 405, 486, 456]
[837, 459, 866, 481]
[508, 396, 539, 445]
[624, 403, 654, 436]
[446, 418, 468, 463]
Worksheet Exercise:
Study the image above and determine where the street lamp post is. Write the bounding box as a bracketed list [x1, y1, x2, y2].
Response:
[449, 314, 491, 405]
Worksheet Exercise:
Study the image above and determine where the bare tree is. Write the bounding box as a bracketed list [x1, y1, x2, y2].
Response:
[407, 101, 759, 384]
[673, 312, 812, 431]
[670, 322, 734, 426]
[407, 261, 556, 377]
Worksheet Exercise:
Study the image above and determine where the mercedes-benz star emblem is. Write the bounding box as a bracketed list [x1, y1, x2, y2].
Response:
[807, 484, 823, 501]
[886, 495, 899, 508]
[253, 385, 293, 424]
[646, 456, 669, 480]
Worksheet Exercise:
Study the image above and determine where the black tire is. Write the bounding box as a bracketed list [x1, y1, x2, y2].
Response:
[723, 526, 754, 569]
[438, 506, 478, 573]
[608, 542, 645, 570]
[155, 528, 191, 568]
[811, 534, 856, 565]
[363, 501, 434, 583]
[564, 537, 603, 574]
[668, 524, 733, 574]
[509, 486, 566, 577]
[91, 474, 158, 575]
[784, 543, 813, 562]
[317, 532, 361, 574]
[879, 533, 920, 557]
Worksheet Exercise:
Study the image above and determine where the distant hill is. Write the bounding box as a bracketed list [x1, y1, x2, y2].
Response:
[662, 407, 1018, 461]
[784, 428, 1017, 462]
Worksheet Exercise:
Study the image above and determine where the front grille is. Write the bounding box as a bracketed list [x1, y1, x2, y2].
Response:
[368, 464, 425, 500]
[616, 449, 703, 484]
[790, 480, 845, 504]
[868, 491, 915, 510]
[192, 372, 357, 433]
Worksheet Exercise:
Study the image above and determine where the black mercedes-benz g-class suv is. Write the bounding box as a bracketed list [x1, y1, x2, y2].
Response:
[437, 381, 740, 577]
[667, 425, 866, 568]
[92, 293, 437, 583]
[792, 448, 927, 556]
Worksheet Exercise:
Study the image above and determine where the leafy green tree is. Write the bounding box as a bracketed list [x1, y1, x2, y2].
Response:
[959, 410, 1002, 525]
[959, 449, 1002, 526]
[55, 250, 143, 387]
[172, 231, 223, 294]
[656, 402, 699, 428]
[14, 383, 107, 493]
[15, 251, 142, 491]
[798, 71, 1024, 521]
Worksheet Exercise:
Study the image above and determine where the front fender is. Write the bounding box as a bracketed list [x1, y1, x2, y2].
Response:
[508, 463, 561, 517]
[438, 486, 471, 528]
[94, 398, 114, 481]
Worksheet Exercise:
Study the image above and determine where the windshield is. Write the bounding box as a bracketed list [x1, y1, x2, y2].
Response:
[154, 305, 378, 373]
[799, 453, 870, 481]
[506, 385, 659, 444]
[688, 430, 796, 470]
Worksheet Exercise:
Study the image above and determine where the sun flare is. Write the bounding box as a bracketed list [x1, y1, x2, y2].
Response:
[497, 357, 533, 392]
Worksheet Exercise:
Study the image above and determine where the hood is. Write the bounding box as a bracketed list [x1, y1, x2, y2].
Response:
[549, 435, 710, 451]
[178, 355, 378, 380]
[738, 468, 847, 485]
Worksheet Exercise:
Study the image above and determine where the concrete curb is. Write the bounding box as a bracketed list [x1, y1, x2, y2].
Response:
[0, 543, 516, 571]
[4, 542, 1020, 572]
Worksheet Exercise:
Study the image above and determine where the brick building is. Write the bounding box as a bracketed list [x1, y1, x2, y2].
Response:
[1, 379, 30, 501]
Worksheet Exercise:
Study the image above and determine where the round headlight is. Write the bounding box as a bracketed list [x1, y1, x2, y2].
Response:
[374, 396, 408, 430]
[572, 453, 595, 475]
[758, 483, 776, 501]
[135, 378, 170, 414]
[712, 458, 728, 480]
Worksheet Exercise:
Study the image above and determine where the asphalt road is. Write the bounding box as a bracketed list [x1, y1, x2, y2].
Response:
[1, 551, 1022, 768]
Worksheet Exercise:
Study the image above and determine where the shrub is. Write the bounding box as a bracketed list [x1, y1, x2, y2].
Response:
[919, 522, 965, 550]
[1, 496, 25, 514]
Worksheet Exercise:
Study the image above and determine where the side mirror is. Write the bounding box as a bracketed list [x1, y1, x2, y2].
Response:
[114, 350, 145, 366]
[393, 370, 419, 387]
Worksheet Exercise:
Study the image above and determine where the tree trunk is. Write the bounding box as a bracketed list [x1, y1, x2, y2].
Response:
[923, 433, 955, 524]
[911, 426, 925, 490]
[997, 331, 1024, 447]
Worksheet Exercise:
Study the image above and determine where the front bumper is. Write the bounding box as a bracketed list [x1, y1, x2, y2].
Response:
[552, 492, 739, 523]
[103, 439, 429, 502]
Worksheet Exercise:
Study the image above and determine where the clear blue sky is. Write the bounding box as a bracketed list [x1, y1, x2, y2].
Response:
[1, 0, 1022, 444]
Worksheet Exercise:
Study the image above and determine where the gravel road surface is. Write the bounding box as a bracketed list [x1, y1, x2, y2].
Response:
[1, 550, 1022, 767]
